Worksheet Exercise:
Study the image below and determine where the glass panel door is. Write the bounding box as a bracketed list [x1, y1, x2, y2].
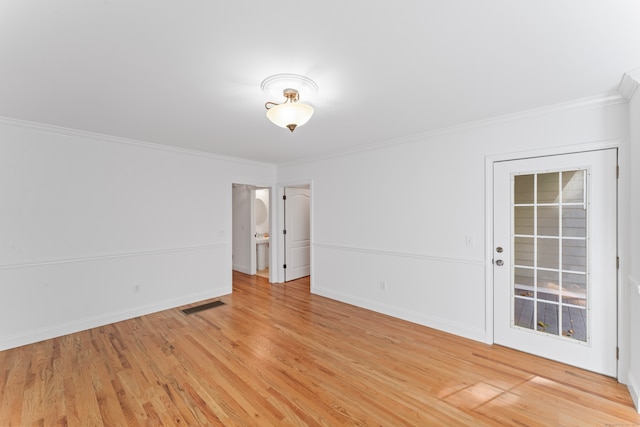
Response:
[493, 149, 617, 376]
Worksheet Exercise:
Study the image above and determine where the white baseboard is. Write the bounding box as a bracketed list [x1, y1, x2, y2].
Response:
[628, 371, 640, 413]
[0, 286, 229, 351]
[313, 286, 487, 343]
[233, 264, 252, 275]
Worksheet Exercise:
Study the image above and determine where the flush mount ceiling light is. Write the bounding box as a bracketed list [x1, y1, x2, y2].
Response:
[261, 74, 318, 132]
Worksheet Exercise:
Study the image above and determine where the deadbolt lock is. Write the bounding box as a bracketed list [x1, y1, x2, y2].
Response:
[496, 247, 503, 253]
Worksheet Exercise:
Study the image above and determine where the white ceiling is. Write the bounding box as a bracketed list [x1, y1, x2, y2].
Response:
[1, 1, 639, 164]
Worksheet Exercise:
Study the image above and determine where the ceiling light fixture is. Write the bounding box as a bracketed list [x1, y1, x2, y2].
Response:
[261, 74, 317, 132]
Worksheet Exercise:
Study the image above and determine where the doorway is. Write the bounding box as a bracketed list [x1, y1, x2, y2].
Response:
[231, 184, 271, 280]
[255, 188, 270, 279]
[493, 149, 618, 376]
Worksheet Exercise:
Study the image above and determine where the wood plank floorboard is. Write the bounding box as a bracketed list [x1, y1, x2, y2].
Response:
[1, 271, 638, 426]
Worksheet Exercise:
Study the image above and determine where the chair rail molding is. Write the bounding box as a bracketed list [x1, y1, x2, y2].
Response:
[0, 243, 226, 270]
[312, 242, 485, 266]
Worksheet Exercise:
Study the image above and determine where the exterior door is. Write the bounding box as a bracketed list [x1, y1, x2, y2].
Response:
[493, 149, 617, 376]
[284, 187, 310, 281]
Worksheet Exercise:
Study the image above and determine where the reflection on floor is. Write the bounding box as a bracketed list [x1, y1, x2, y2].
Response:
[256, 268, 269, 279]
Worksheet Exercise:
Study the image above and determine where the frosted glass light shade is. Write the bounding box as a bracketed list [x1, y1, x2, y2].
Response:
[266, 102, 314, 132]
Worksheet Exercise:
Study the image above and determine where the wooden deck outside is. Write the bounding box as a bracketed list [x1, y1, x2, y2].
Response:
[0, 271, 638, 426]
[514, 296, 587, 341]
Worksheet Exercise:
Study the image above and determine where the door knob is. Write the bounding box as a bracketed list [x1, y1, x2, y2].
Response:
[496, 259, 504, 266]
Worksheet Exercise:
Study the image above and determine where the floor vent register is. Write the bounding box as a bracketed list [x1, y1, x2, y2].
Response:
[181, 300, 225, 315]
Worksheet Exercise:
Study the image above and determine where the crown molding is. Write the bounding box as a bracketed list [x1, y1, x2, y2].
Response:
[0, 90, 627, 170]
[618, 68, 640, 101]
[278, 92, 626, 167]
[0, 116, 274, 168]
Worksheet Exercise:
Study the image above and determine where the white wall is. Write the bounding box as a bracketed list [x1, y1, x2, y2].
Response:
[625, 77, 640, 410]
[0, 119, 275, 350]
[277, 97, 629, 347]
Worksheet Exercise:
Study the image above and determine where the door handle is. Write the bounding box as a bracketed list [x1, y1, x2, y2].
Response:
[495, 259, 504, 266]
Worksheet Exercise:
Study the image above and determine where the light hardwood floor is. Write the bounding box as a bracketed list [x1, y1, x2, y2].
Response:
[1, 272, 638, 426]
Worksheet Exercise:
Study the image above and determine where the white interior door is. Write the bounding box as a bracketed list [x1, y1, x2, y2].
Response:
[493, 149, 617, 376]
[284, 187, 310, 281]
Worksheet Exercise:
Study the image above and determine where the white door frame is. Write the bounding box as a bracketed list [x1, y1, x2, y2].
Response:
[484, 140, 625, 377]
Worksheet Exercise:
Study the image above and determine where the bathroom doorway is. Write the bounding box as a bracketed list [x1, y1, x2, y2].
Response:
[231, 184, 271, 280]
[255, 188, 270, 279]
